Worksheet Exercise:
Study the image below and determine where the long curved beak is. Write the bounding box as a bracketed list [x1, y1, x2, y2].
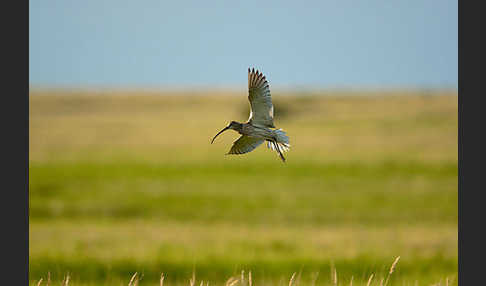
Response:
[211, 126, 230, 144]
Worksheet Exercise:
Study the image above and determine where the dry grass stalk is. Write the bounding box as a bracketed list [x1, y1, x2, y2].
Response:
[446, 276, 455, 286]
[389, 256, 400, 275]
[349, 276, 353, 286]
[289, 272, 297, 286]
[160, 273, 165, 286]
[61, 273, 70, 286]
[47, 272, 51, 286]
[248, 271, 252, 286]
[296, 270, 303, 286]
[332, 268, 337, 286]
[190, 271, 196, 286]
[366, 274, 374, 286]
[35, 278, 43, 286]
[225, 277, 239, 286]
[311, 272, 319, 286]
[224, 277, 234, 286]
[383, 256, 400, 286]
[128, 272, 138, 286]
[241, 270, 245, 286]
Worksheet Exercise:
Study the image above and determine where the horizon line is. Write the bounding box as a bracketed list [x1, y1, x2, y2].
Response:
[29, 84, 458, 94]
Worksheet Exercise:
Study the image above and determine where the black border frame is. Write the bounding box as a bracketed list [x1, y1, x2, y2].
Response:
[458, 0, 484, 285]
[8, 0, 472, 284]
[4, 0, 29, 284]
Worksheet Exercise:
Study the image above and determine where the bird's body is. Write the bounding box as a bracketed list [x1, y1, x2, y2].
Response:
[240, 123, 276, 142]
[211, 68, 291, 162]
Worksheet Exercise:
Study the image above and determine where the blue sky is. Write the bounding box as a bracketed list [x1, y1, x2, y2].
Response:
[29, 0, 457, 89]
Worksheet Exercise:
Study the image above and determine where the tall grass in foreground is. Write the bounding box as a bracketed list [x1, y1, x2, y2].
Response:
[31, 256, 455, 286]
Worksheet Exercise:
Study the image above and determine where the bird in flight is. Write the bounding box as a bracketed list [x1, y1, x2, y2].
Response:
[211, 68, 290, 162]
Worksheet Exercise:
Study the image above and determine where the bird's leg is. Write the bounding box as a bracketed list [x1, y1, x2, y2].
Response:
[272, 139, 286, 163]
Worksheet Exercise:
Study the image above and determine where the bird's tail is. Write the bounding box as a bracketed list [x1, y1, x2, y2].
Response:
[267, 129, 291, 153]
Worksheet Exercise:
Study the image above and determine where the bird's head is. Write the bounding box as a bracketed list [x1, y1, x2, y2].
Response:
[211, 121, 242, 144]
[228, 121, 243, 130]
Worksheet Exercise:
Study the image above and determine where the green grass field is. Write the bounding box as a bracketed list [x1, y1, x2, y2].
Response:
[29, 90, 457, 285]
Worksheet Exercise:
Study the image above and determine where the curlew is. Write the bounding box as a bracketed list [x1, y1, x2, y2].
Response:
[211, 68, 290, 162]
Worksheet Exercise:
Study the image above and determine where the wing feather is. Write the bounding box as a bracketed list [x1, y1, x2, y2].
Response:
[227, 135, 264, 155]
[247, 68, 275, 128]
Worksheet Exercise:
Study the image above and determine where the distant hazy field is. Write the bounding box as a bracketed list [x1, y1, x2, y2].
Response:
[29, 90, 457, 285]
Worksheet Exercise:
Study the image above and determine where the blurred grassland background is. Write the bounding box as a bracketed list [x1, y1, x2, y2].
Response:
[29, 89, 457, 285]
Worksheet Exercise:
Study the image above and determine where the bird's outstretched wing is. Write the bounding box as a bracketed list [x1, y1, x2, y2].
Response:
[227, 135, 264, 155]
[247, 68, 275, 128]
